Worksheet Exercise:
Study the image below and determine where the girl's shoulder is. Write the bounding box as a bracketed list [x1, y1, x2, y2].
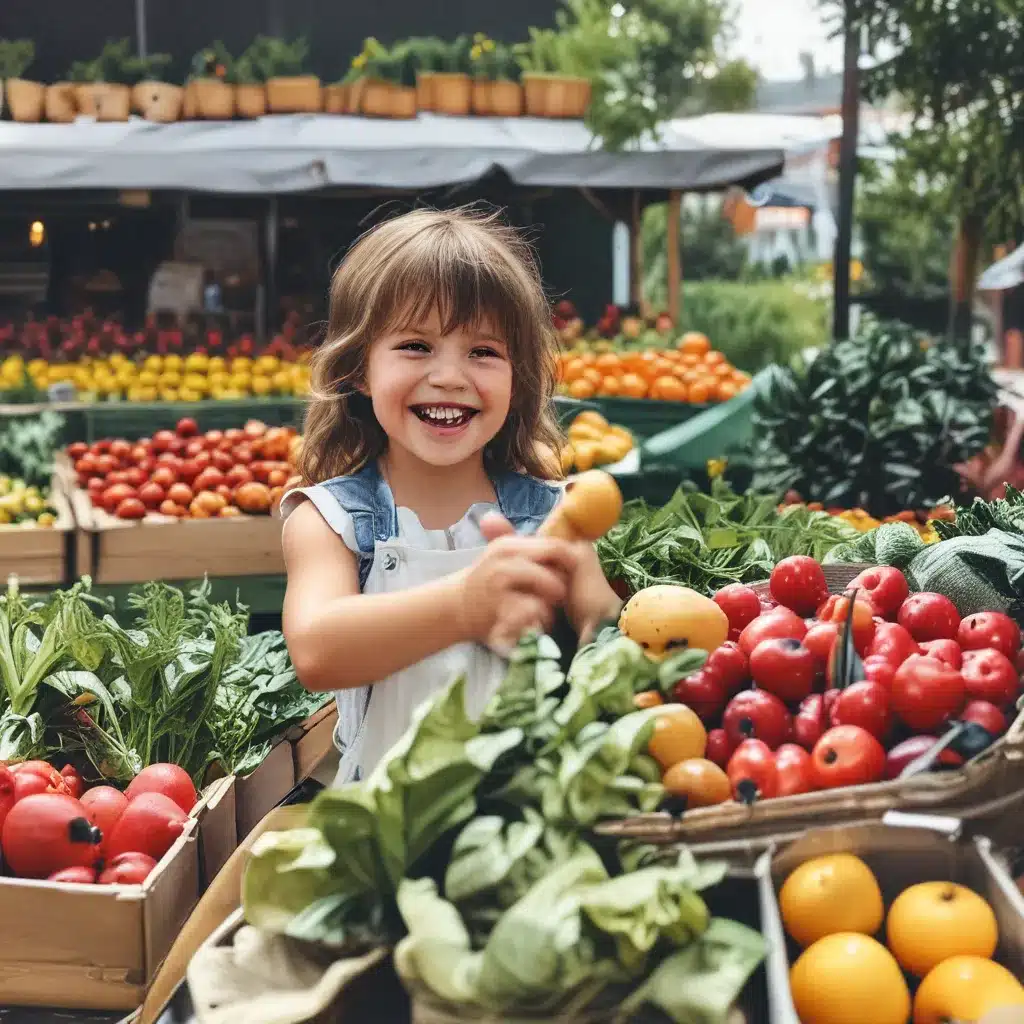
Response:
[279, 464, 385, 552]
[492, 470, 563, 523]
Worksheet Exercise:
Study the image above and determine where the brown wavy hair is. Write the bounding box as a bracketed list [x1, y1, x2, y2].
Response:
[300, 206, 564, 484]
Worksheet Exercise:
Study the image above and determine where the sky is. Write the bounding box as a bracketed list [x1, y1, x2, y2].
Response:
[729, 0, 844, 81]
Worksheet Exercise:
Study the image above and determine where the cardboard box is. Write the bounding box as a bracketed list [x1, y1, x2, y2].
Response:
[68, 484, 285, 584]
[233, 737, 296, 841]
[193, 775, 238, 889]
[289, 701, 338, 783]
[0, 484, 74, 586]
[0, 817, 200, 1011]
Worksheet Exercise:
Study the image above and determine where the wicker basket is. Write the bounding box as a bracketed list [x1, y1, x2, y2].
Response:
[598, 562, 1024, 846]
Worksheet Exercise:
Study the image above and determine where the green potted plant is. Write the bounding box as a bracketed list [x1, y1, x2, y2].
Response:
[64, 40, 138, 121]
[469, 34, 522, 117]
[255, 37, 321, 114]
[124, 48, 180, 123]
[234, 38, 271, 118]
[360, 39, 417, 118]
[405, 36, 447, 111]
[186, 42, 236, 120]
[0, 40, 43, 123]
[431, 34, 473, 115]
[515, 27, 591, 119]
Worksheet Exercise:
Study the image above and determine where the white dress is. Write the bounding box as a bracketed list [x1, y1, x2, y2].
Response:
[281, 490, 509, 784]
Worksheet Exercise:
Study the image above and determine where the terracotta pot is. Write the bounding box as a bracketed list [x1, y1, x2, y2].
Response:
[431, 72, 471, 116]
[566, 76, 591, 118]
[490, 80, 523, 117]
[266, 76, 322, 114]
[415, 71, 438, 112]
[181, 81, 197, 119]
[45, 83, 77, 123]
[522, 73, 585, 118]
[346, 79, 366, 114]
[136, 81, 183, 123]
[93, 83, 131, 122]
[323, 83, 348, 114]
[359, 80, 394, 118]
[389, 85, 417, 119]
[6, 79, 45, 123]
[471, 80, 491, 116]
[235, 83, 267, 119]
[193, 78, 235, 119]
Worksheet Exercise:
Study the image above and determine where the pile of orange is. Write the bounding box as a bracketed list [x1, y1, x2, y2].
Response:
[556, 332, 751, 403]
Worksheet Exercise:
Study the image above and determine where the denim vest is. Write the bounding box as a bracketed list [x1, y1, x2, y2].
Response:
[315, 461, 562, 590]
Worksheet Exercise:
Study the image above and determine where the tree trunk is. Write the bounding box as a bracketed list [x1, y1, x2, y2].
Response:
[949, 213, 983, 344]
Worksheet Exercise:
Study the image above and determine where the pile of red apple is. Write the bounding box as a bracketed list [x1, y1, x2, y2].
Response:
[672, 556, 1023, 802]
[67, 417, 296, 520]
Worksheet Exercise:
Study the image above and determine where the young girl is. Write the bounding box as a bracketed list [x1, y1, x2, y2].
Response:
[281, 207, 621, 784]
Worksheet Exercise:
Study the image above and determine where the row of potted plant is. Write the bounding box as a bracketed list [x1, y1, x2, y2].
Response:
[0, 31, 591, 124]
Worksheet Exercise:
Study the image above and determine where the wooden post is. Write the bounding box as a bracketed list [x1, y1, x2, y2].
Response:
[629, 191, 643, 313]
[667, 190, 682, 325]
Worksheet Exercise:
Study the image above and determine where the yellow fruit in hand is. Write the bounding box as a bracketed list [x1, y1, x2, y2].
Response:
[779, 854, 884, 949]
[913, 956, 1024, 1024]
[886, 881, 998, 978]
[789, 933, 911, 1024]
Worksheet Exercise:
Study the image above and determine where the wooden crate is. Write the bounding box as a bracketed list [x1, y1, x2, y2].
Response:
[0, 817, 200, 1011]
[68, 485, 285, 584]
[0, 483, 74, 586]
[289, 701, 338, 782]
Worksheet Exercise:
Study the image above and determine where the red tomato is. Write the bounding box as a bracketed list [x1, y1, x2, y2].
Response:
[811, 725, 886, 790]
[124, 467, 148, 488]
[704, 641, 749, 695]
[672, 669, 728, 723]
[1, 794, 103, 878]
[727, 739, 779, 801]
[108, 439, 132, 462]
[233, 443, 254, 465]
[960, 648, 1020, 708]
[885, 735, 964, 780]
[130, 443, 150, 463]
[167, 482, 194, 507]
[961, 699, 1008, 736]
[705, 728, 735, 769]
[803, 621, 839, 670]
[722, 689, 792, 749]
[224, 428, 245, 445]
[91, 439, 112, 455]
[48, 865, 97, 884]
[138, 482, 166, 510]
[792, 693, 828, 751]
[204, 430, 225, 450]
[212, 450, 235, 473]
[80, 785, 129, 844]
[60, 764, 84, 800]
[774, 743, 816, 797]
[891, 654, 966, 730]
[817, 594, 876, 654]
[13, 771, 50, 801]
[116, 497, 147, 520]
[125, 763, 197, 814]
[0, 765, 14, 833]
[897, 592, 960, 642]
[101, 483, 137, 515]
[225, 465, 254, 489]
[770, 556, 828, 616]
[151, 466, 178, 490]
[739, 609, 807, 656]
[152, 430, 178, 454]
[98, 853, 158, 885]
[713, 584, 762, 634]
[918, 638, 963, 670]
[67, 441, 88, 460]
[749, 638, 816, 703]
[94, 453, 118, 477]
[178, 458, 202, 484]
[105, 792, 188, 862]
[155, 452, 182, 471]
[829, 681, 891, 740]
[175, 417, 199, 438]
[184, 438, 206, 459]
[957, 611, 1022, 661]
[866, 621, 919, 667]
[193, 467, 226, 493]
[861, 655, 896, 692]
[849, 565, 909, 619]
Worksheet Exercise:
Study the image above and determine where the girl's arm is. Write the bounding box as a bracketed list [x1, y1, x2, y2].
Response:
[283, 502, 469, 691]
[565, 543, 624, 646]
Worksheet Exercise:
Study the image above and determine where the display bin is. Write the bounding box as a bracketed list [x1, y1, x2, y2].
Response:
[0, 482, 74, 586]
[757, 817, 1024, 1024]
[0, 817, 200, 1011]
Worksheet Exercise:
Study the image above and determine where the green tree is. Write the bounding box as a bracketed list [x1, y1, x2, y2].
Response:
[822, 0, 1024, 336]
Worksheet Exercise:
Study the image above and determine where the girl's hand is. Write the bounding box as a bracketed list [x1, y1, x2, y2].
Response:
[457, 513, 579, 653]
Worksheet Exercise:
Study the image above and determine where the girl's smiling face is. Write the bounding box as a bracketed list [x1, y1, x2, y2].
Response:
[364, 307, 513, 468]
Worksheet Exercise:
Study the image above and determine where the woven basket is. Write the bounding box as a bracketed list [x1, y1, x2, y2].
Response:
[598, 562, 1024, 846]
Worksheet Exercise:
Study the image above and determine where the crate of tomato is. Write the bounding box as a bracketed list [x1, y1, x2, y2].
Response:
[64, 417, 298, 584]
[599, 556, 1024, 848]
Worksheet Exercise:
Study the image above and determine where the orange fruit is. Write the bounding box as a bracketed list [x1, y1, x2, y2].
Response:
[619, 372, 648, 398]
[703, 349, 726, 367]
[633, 690, 664, 709]
[678, 331, 710, 356]
[567, 378, 596, 399]
[598, 375, 621, 396]
[579, 351, 597, 366]
[913, 956, 1024, 1024]
[594, 352, 621, 373]
[650, 375, 687, 401]
[662, 758, 731, 807]
[689, 380, 711, 403]
[680, 352, 700, 368]
[581, 366, 603, 388]
[716, 380, 739, 402]
[886, 881, 998, 978]
[712, 362, 734, 378]
[779, 854, 885, 949]
[563, 357, 586, 383]
[621, 351, 646, 373]
[789, 933, 911, 1024]
[647, 705, 707, 769]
